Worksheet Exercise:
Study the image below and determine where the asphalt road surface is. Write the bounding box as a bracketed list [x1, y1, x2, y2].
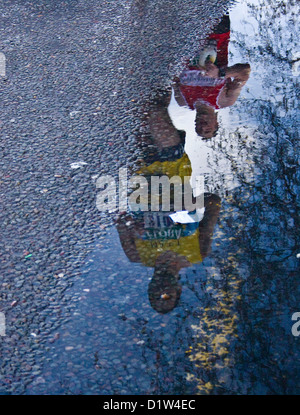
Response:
[0, 0, 231, 394]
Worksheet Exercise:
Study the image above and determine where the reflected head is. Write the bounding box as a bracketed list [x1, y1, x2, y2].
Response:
[148, 269, 182, 314]
[195, 106, 218, 139]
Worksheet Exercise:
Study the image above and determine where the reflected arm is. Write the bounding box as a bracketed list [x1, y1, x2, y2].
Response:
[172, 79, 187, 107]
[218, 63, 251, 108]
[198, 194, 221, 259]
[116, 215, 141, 262]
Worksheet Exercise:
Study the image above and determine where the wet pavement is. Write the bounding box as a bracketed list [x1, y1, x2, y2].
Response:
[0, 0, 299, 395]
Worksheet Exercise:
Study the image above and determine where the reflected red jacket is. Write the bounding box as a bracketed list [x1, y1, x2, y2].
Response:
[179, 31, 230, 110]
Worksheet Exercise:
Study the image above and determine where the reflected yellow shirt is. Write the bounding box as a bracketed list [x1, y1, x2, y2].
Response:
[134, 153, 202, 267]
[137, 152, 192, 178]
[135, 227, 202, 267]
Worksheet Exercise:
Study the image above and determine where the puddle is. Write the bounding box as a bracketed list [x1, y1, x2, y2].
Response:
[26, 0, 299, 395]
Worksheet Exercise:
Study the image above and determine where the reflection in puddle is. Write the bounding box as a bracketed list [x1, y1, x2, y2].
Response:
[116, 193, 221, 314]
[175, 14, 250, 139]
[29, 0, 299, 395]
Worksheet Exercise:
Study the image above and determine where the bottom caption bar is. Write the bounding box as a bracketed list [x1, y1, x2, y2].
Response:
[103, 398, 196, 411]
[4, 395, 272, 412]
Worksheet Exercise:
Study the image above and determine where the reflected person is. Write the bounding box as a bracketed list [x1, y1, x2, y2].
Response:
[173, 15, 251, 139]
[116, 91, 221, 314]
